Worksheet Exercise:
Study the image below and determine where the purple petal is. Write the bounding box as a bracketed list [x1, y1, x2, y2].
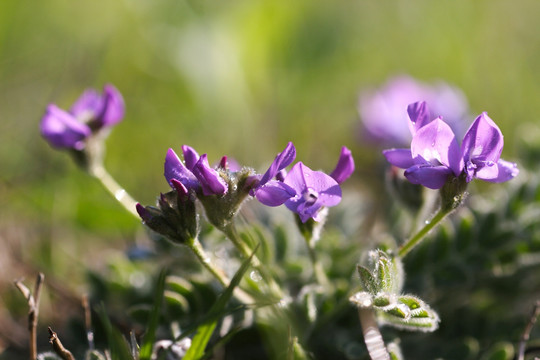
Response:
[69, 89, 103, 122]
[461, 112, 504, 164]
[383, 148, 415, 169]
[404, 164, 453, 189]
[283, 162, 342, 222]
[171, 179, 189, 201]
[182, 145, 200, 170]
[330, 146, 355, 184]
[258, 142, 296, 188]
[164, 148, 199, 190]
[40, 104, 91, 150]
[98, 84, 125, 127]
[136, 203, 152, 222]
[255, 181, 296, 206]
[192, 154, 228, 196]
[480, 159, 519, 183]
[407, 101, 432, 134]
[411, 118, 462, 176]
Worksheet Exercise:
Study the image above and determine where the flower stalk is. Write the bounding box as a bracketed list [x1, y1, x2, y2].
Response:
[358, 307, 390, 360]
[89, 163, 139, 219]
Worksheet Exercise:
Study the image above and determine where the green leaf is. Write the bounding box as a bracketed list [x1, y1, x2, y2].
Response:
[375, 250, 403, 294]
[97, 305, 135, 360]
[183, 244, 259, 360]
[357, 265, 377, 294]
[139, 270, 167, 360]
[480, 342, 514, 360]
[377, 294, 440, 332]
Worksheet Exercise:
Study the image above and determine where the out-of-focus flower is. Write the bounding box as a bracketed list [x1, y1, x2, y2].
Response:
[40, 84, 125, 150]
[358, 75, 469, 145]
[253, 143, 353, 222]
[383, 101, 518, 189]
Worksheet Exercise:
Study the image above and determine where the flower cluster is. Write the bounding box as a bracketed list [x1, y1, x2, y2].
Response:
[383, 101, 519, 189]
[137, 142, 355, 243]
[40, 84, 125, 150]
[359, 75, 469, 145]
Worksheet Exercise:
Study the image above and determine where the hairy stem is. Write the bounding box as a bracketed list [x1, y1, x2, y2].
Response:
[306, 243, 330, 287]
[358, 308, 390, 360]
[89, 165, 139, 218]
[398, 206, 450, 258]
[188, 237, 253, 304]
[222, 223, 284, 299]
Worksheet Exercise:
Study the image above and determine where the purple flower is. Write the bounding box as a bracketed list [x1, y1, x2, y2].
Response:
[461, 113, 519, 183]
[256, 162, 342, 223]
[164, 146, 228, 196]
[330, 146, 355, 184]
[383, 101, 518, 189]
[40, 84, 125, 150]
[253, 143, 351, 222]
[359, 75, 469, 145]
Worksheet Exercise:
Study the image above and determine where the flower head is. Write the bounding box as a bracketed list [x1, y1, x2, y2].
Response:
[461, 113, 519, 183]
[253, 143, 352, 222]
[40, 84, 125, 150]
[164, 146, 228, 196]
[383, 101, 518, 189]
[359, 75, 468, 145]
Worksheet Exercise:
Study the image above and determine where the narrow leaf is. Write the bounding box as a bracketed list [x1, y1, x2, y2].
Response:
[183, 244, 259, 360]
[139, 270, 167, 360]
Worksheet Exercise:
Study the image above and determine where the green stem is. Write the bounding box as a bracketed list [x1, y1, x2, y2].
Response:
[188, 237, 253, 304]
[222, 223, 284, 299]
[398, 206, 450, 258]
[189, 238, 229, 287]
[89, 165, 139, 219]
[306, 240, 330, 288]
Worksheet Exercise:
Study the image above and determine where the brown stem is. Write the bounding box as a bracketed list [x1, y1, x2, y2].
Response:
[48, 327, 75, 360]
[14, 273, 44, 360]
[82, 294, 95, 350]
[517, 300, 540, 360]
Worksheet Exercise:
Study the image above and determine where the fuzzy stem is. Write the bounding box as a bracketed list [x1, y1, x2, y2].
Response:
[89, 165, 139, 218]
[188, 237, 253, 304]
[398, 206, 450, 258]
[358, 308, 390, 360]
[188, 238, 230, 287]
[221, 223, 284, 299]
[306, 242, 330, 287]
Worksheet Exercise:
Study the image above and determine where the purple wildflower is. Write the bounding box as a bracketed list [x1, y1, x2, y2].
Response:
[359, 75, 469, 145]
[330, 146, 355, 184]
[40, 84, 125, 150]
[461, 113, 519, 183]
[256, 162, 342, 223]
[164, 146, 228, 196]
[253, 143, 352, 222]
[383, 101, 518, 189]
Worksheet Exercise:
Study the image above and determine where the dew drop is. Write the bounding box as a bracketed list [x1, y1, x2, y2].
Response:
[425, 220, 431, 225]
[249, 270, 262, 282]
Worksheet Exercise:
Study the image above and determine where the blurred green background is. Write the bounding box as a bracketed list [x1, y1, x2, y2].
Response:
[1, 0, 540, 355]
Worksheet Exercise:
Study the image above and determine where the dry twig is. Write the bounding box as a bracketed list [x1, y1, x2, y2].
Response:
[48, 327, 75, 360]
[14, 273, 44, 360]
